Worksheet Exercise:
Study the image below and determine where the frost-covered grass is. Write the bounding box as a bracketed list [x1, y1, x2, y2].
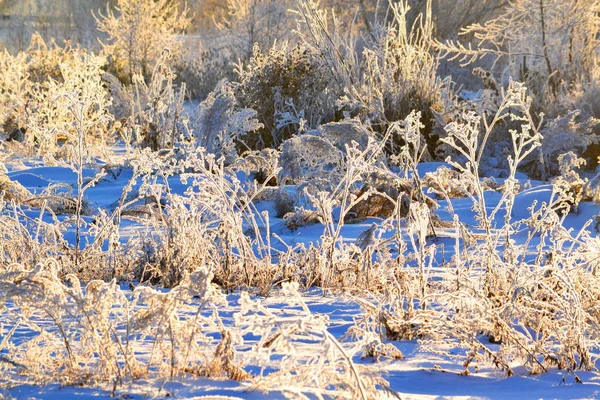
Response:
[1, 141, 600, 399]
[1, 0, 600, 398]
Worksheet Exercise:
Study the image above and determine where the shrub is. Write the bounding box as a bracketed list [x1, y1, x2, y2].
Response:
[347, 172, 428, 222]
[177, 45, 235, 100]
[0, 174, 31, 203]
[523, 111, 599, 178]
[192, 83, 263, 162]
[437, 0, 600, 168]
[273, 189, 295, 218]
[296, 0, 446, 157]
[0, 35, 114, 159]
[128, 51, 187, 151]
[96, 0, 191, 81]
[234, 42, 338, 150]
[0, 261, 230, 386]
[278, 134, 344, 187]
[437, 0, 598, 101]
[313, 119, 373, 152]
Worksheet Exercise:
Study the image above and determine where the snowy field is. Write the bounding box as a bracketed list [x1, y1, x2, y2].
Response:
[1, 0, 599, 398]
[2, 156, 600, 400]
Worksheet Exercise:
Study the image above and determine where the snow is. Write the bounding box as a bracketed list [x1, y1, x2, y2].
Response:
[4, 289, 600, 400]
[1, 159, 600, 400]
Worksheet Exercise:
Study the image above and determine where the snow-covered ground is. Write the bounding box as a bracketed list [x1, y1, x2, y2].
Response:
[4, 290, 600, 400]
[1, 159, 600, 400]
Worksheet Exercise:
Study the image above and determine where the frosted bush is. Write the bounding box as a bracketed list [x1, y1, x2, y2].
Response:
[279, 134, 344, 187]
[232, 148, 280, 186]
[437, 0, 598, 103]
[530, 112, 599, 178]
[0, 36, 113, 159]
[119, 147, 275, 289]
[312, 119, 373, 153]
[192, 83, 263, 162]
[0, 174, 31, 203]
[177, 44, 235, 100]
[217, 0, 296, 61]
[96, 0, 191, 81]
[0, 51, 30, 137]
[583, 170, 600, 204]
[354, 81, 600, 379]
[437, 0, 600, 168]
[296, 0, 446, 156]
[233, 42, 337, 149]
[126, 51, 187, 151]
